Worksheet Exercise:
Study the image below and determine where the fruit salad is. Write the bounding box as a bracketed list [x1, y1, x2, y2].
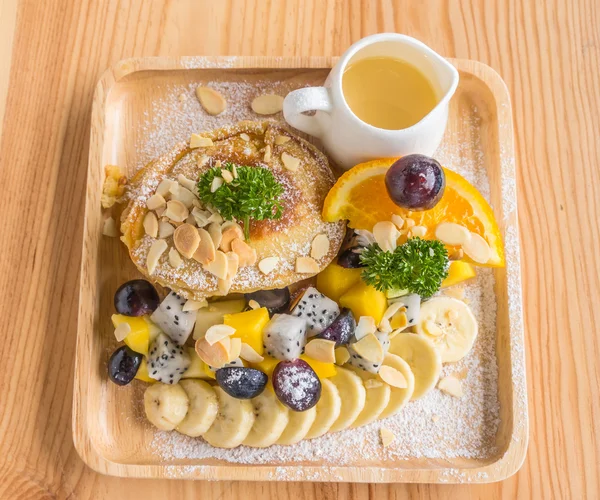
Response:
[105, 152, 504, 449]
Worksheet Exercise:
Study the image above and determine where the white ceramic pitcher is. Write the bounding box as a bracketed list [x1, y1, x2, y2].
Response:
[283, 33, 459, 170]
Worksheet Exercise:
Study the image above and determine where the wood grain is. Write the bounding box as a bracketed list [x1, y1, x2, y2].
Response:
[0, 0, 598, 498]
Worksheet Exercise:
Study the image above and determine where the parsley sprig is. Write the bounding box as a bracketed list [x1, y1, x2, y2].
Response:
[197, 162, 283, 240]
[360, 237, 449, 298]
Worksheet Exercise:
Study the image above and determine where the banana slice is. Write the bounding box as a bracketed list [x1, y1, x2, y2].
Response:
[377, 353, 415, 418]
[203, 386, 255, 448]
[242, 389, 289, 448]
[389, 333, 441, 400]
[175, 380, 218, 437]
[416, 296, 478, 363]
[347, 366, 391, 427]
[305, 379, 341, 439]
[276, 406, 317, 445]
[144, 383, 189, 431]
[328, 367, 367, 432]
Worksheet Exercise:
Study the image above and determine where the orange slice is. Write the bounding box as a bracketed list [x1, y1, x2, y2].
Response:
[323, 158, 504, 267]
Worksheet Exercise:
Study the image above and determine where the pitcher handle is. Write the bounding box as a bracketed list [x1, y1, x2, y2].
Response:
[283, 87, 332, 138]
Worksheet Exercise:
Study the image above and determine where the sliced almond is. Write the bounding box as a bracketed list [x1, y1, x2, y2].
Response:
[258, 257, 279, 275]
[146, 239, 168, 274]
[310, 233, 330, 260]
[365, 379, 383, 389]
[169, 183, 196, 208]
[214, 160, 222, 168]
[263, 144, 272, 162]
[142, 212, 158, 238]
[146, 193, 166, 211]
[195, 337, 229, 368]
[240, 342, 264, 363]
[197, 155, 210, 168]
[190, 134, 214, 148]
[239, 133, 250, 142]
[228, 337, 242, 362]
[220, 224, 244, 252]
[378, 318, 392, 333]
[177, 174, 197, 192]
[404, 218, 415, 228]
[155, 205, 166, 217]
[411, 225, 427, 238]
[221, 169, 234, 183]
[373, 221, 400, 252]
[391, 214, 405, 230]
[205, 324, 236, 346]
[435, 222, 470, 246]
[102, 217, 119, 237]
[438, 375, 463, 398]
[251, 94, 284, 115]
[193, 227, 216, 266]
[195, 86, 226, 115]
[304, 339, 336, 363]
[295, 256, 319, 274]
[382, 301, 405, 322]
[158, 220, 175, 238]
[156, 179, 176, 198]
[378, 365, 408, 388]
[186, 213, 197, 226]
[248, 299, 260, 310]
[173, 223, 201, 258]
[334, 346, 350, 365]
[207, 222, 223, 249]
[231, 164, 238, 178]
[183, 298, 208, 312]
[203, 250, 229, 279]
[168, 247, 183, 268]
[114, 322, 131, 342]
[210, 176, 223, 193]
[281, 152, 300, 171]
[217, 277, 233, 295]
[462, 233, 491, 264]
[191, 207, 210, 227]
[231, 238, 257, 267]
[225, 251, 240, 280]
[207, 212, 224, 224]
[355, 316, 377, 341]
[164, 200, 189, 222]
[274, 135, 290, 145]
[380, 427, 396, 447]
[352, 333, 384, 364]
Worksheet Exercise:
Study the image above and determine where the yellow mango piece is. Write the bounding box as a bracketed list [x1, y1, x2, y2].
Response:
[339, 280, 387, 324]
[250, 355, 279, 377]
[316, 261, 362, 303]
[111, 314, 150, 355]
[182, 347, 211, 379]
[441, 261, 476, 288]
[224, 307, 269, 355]
[300, 355, 337, 379]
[134, 358, 155, 383]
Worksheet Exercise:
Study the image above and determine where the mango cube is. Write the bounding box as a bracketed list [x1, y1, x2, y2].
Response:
[182, 347, 211, 379]
[441, 261, 476, 288]
[300, 355, 337, 379]
[339, 280, 387, 324]
[250, 355, 280, 377]
[316, 261, 362, 303]
[111, 314, 150, 355]
[224, 307, 269, 355]
[134, 358, 155, 383]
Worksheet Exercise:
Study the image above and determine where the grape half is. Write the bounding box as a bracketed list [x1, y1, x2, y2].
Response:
[114, 279, 160, 316]
[272, 359, 321, 411]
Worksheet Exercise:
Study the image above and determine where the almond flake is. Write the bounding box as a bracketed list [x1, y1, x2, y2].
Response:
[239, 133, 250, 142]
[365, 379, 384, 389]
[263, 144, 272, 162]
[382, 301, 405, 321]
[411, 225, 427, 238]
[438, 375, 463, 398]
[217, 277, 232, 295]
[146, 239, 168, 274]
[156, 179, 176, 198]
[404, 218, 415, 228]
[231, 164, 238, 178]
[310, 233, 330, 260]
[186, 213, 197, 226]
[195, 337, 229, 368]
[380, 427, 396, 447]
[225, 251, 239, 280]
[435, 222, 470, 246]
[158, 221, 175, 238]
[274, 135, 290, 145]
[197, 155, 209, 168]
[220, 224, 244, 252]
[391, 214, 405, 229]
[194, 227, 217, 266]
[191, 207, 210, 227]
[334, 346, 350, 365]
[355, 316, 377, 340]
[378, 365, 408, 388]
[155, 205, 166, 217]
[190, 134, 214, 148]
[281, 152, 300, 171]
[295, 256, 319, 274]
[378, 318, 392, 333]
[231, 238, 257, 267]
[214, 160, 222, 168]
[205, 324, 236, 346]
[203, 250, 229, 279]
[183, 299, 208, 312]
[169, 183, 196, 208]
[304, 339, 336, 363]
[228, 337, 242, 361]
[352, 333, 384, 364]
[143, 212, 158, 238]
[240, 342, 264, 363]
[114, 322, 131, 342]
[195, 86, 226, 115]
[173, 223, 201, 258]
[207, 212, 224, 224]
[207, 222, 223, 249]
[146, 193, 166, 210]
[373, 221, 400, 252]
[164, 199, 189, 222]
[248, 299, 260, 310]
[251, 94, 284, 115]
[210, 176, 223, 193]
[462, 232, 491, 264]
[102, 217, 119, 237]
[258, 257, 279, 275]
[168, 247, 183, 268]
[221, 169, 234, 183]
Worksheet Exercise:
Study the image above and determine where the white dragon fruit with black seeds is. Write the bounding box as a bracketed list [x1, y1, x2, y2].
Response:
[389, 293, 421, 327]
[263, 314, 307, 361]
[150, 291, 196, 345]
[346, 331, 390, 374]
[148, 333, 191, 384]
[290, 287, 339, 337]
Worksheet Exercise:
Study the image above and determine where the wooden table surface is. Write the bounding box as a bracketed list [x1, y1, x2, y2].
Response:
[0, 0, 598, 498]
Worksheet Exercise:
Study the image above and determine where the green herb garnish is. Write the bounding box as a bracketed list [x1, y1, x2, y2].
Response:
[360, 237, 449, 298]
[197, 162, 284, 240]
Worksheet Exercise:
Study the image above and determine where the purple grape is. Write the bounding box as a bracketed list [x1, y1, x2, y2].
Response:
[337, 248, 365, 269]
[108, 346, 142, 386]
[216, 367, 268, 399]
[114, 279, 160, 316]
[385, 154, 445, 210]
[245, 288, 290, 315]
[272, 359, 321, 411]
[316, 308, 356, 346]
